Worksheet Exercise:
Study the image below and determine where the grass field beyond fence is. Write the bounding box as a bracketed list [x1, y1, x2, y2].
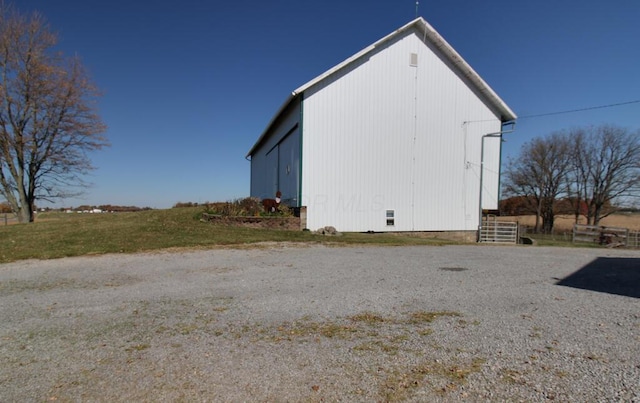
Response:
[0, 208, 454, 263]
[499, 213, 640, 247]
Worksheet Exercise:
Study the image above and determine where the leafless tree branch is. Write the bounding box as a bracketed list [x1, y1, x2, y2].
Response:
[0, 4, 108, 222]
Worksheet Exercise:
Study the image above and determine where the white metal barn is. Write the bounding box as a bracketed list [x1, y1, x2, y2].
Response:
[246, 17, 517, 234]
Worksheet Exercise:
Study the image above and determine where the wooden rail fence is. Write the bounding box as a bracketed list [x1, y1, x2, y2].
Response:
[572, 224, 631, 247]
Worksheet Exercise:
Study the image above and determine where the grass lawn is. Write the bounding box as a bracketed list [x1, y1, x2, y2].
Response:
[0, 207, 456, 263]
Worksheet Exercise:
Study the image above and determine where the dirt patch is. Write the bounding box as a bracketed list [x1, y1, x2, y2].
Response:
[497, 213, 640, 231]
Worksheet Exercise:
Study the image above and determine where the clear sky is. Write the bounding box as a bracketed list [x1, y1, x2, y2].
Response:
[13, 0, 640, 209]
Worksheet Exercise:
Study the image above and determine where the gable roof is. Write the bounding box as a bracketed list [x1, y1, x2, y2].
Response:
[247, 17, 517, 158]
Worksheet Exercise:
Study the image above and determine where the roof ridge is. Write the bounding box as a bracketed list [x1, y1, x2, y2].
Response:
[247, 18, 516, 158]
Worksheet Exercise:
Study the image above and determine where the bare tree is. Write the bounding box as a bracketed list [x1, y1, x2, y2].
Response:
[569, 125, 640, 225]
[565, 129, 589, 224]
[503, 133, 571, 233]
[503, 158, 543, 232]
[0, 5, 107, 222]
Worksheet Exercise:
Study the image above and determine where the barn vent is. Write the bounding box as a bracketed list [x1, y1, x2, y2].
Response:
[410, 53, 418, 66]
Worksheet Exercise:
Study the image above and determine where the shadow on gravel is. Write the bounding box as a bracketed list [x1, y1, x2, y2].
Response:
[556, 257, 640, 299]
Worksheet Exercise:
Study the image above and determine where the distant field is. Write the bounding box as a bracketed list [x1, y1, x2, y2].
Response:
[498, 213, 640, 231]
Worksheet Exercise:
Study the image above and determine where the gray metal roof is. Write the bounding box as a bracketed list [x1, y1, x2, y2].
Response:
[247, 17, 517, 158]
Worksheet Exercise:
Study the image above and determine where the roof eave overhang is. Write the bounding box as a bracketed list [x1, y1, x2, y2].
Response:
[246, 17, 517, 159]
[291, 17, 516, 122]
[413, 17, 517, 122]
[245, 92, 298, 159]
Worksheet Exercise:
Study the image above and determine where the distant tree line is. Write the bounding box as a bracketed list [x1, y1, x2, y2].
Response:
[173, 202, 201, 208]
[0, 202, 12, 213]
[73, 205, 152, 212]
[502, 124, 640, 233]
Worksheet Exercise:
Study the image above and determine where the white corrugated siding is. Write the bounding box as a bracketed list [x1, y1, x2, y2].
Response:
[301, 27, 502, 232]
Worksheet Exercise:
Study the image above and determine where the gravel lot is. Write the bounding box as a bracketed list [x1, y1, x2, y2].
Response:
[0, 244, 638, 402]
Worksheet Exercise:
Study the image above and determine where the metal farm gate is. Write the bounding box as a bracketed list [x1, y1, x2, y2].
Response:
[627, 231, 640, 248]
[479, 216, 518, 243]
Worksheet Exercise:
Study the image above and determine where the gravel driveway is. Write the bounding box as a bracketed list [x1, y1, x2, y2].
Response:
[0, 244, 638, 401]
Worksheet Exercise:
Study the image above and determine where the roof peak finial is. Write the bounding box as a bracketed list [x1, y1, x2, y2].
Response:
[415, 1, 419, 18]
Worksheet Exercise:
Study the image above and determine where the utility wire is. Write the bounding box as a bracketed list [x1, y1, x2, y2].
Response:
[464, 99, 640, 124]
[518, 99, 640, 120]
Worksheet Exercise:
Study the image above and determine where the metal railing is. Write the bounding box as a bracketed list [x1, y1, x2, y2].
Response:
[627, 231, 640, 248]
[479, 218, 518, 243]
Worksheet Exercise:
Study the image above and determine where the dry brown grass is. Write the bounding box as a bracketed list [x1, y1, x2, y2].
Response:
[497, 213, 640, 231]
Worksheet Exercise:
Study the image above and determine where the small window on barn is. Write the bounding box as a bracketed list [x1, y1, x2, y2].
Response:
[386, 210, 395, 226]
[410, 53, 418, 67]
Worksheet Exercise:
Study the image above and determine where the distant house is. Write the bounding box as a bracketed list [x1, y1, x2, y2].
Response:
[246, 17, 516, 235]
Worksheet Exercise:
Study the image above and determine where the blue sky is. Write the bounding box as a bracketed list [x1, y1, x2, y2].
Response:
[13, 0, 640, 208]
